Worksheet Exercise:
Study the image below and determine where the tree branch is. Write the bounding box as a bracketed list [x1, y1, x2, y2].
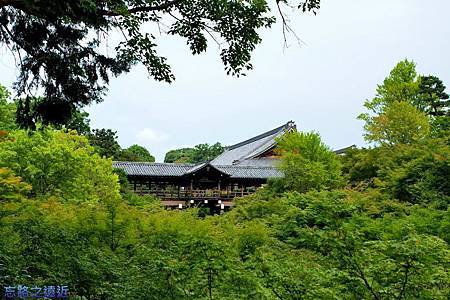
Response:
[397, 261, 411, 300]
[101, 0, 182, 16]
[345, 247, 381, 300]
[275, 0, 304, 48]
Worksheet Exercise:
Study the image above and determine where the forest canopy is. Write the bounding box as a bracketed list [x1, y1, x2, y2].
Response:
[164, 143, 224, 163]
[0, 59, 449, 298]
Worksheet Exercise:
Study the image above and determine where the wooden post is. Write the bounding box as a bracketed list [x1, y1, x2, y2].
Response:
[241, 185, 244, 197]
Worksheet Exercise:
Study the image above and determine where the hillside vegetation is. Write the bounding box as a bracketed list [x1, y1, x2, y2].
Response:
[0, 60, 449, 299]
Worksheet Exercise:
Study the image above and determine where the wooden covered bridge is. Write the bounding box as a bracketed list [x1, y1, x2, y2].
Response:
[113, 161, 282, 212]
[113, 121, 351, 212]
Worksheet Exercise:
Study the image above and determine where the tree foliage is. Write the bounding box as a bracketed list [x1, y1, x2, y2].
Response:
[164, 147, 196, 163]
[0, 84, 17, 131]
[191, 142, 224, 163]
[417, 75, 450, 117]
[117, 144, 155, 162]
[88, 128, 122, 158]
[417, 75, 450, 137]
[65, 110, 91, 136]
[164, 142, 224, 163]
[1, 57, 449, 299]
[274, 131, 343, 193]
[0, 129, 120, 203]
[363, 101, 431, 145]
[0, 167, 31, 202]
[0, 0, 321, 127]
[358, 59, 450, 145]
[342, 138, 450, 208]
[360, 59, 420, 116]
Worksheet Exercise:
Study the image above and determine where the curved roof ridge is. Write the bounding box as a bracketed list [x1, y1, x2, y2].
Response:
[211, 121, 296, 166]
[227, 121, 295, 150]
[113, 161, 196, 166]
[216, 165, 279, 170]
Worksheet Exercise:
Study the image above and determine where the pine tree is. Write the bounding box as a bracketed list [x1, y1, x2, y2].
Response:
[417, 75, 450, 117]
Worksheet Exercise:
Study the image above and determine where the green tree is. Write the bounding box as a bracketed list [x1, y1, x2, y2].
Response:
[0, 167, 31, 203]
[231, 189, 450, 299]
[65, 110, 91, 135]
[417, 75, 450, 117]
[274, 131, 343, 193]
[341, 137, 450, 208]
[88, 128, 121, 158]
[117, 144, 155, 162]
[164, 143, 224, 163]
[417, 75, 450, 137]
[0, 84, 17, 131]
[0, 129, 120, 203]
[430, 115, 450, 138]
[0, 0, 320, 127]
[358, 60, 434, 145]
[378, 140, 449, 207]
[363, 101, 431, 145]
[191, 142, 224, 163]
[164, 147, 196, 163]
[359, 59, 420, 117]
[14, 96, 92, 131]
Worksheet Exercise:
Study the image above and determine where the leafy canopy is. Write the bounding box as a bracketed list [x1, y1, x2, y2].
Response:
[342, 138, 450, 209]
[360, 59, 420, 116]
[0, 167, 31, 202]
[88, 128, 122, 158]
[274, 131, 343, 193]
[117, 144, 155, 162]
[164, 142, 224, 163]
[417, 75, 450, 117]
[0, 84, 17, 131]
[0, 129, 120, 203]
[164, 147, 196, 163]
[1, 56, 449, 299]
[0, 0, 321, 127]
[363, 101, 431, 145]
[357, 59, 450, 145]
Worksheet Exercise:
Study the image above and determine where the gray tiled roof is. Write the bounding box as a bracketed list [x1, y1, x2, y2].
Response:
[113, 161, 282, 179]
[235, 158, 280, 167]
[216, 165, 282, 179]
[114, 120, 352, 180]
[185, 162, 211, 174]
[334, 145, 356, 155]
[211, 121, 295, 166]
[113, 161, 194, 177]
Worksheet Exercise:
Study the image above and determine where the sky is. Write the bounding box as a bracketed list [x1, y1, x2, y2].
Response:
[1, 0, 450, 161]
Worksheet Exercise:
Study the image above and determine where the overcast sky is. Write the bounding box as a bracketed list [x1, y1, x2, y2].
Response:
[1, 0, 449, 161]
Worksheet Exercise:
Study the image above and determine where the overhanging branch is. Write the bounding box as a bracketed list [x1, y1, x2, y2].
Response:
[101, 0, 182, 16]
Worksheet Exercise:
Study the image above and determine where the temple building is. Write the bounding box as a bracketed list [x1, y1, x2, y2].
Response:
[113, 121, 349, 212]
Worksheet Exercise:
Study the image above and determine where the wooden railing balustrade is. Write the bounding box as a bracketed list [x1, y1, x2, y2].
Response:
[134, 188, 253, 200]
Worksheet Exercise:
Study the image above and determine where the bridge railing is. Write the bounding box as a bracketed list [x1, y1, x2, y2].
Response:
[136, 188, 253, 200]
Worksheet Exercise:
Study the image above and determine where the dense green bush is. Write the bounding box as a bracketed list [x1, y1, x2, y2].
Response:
[0, 130, 120, 203]
[272, 131, 344, 193]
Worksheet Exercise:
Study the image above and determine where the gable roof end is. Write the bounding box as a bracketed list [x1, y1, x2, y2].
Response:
[211, 121, 296, 166]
